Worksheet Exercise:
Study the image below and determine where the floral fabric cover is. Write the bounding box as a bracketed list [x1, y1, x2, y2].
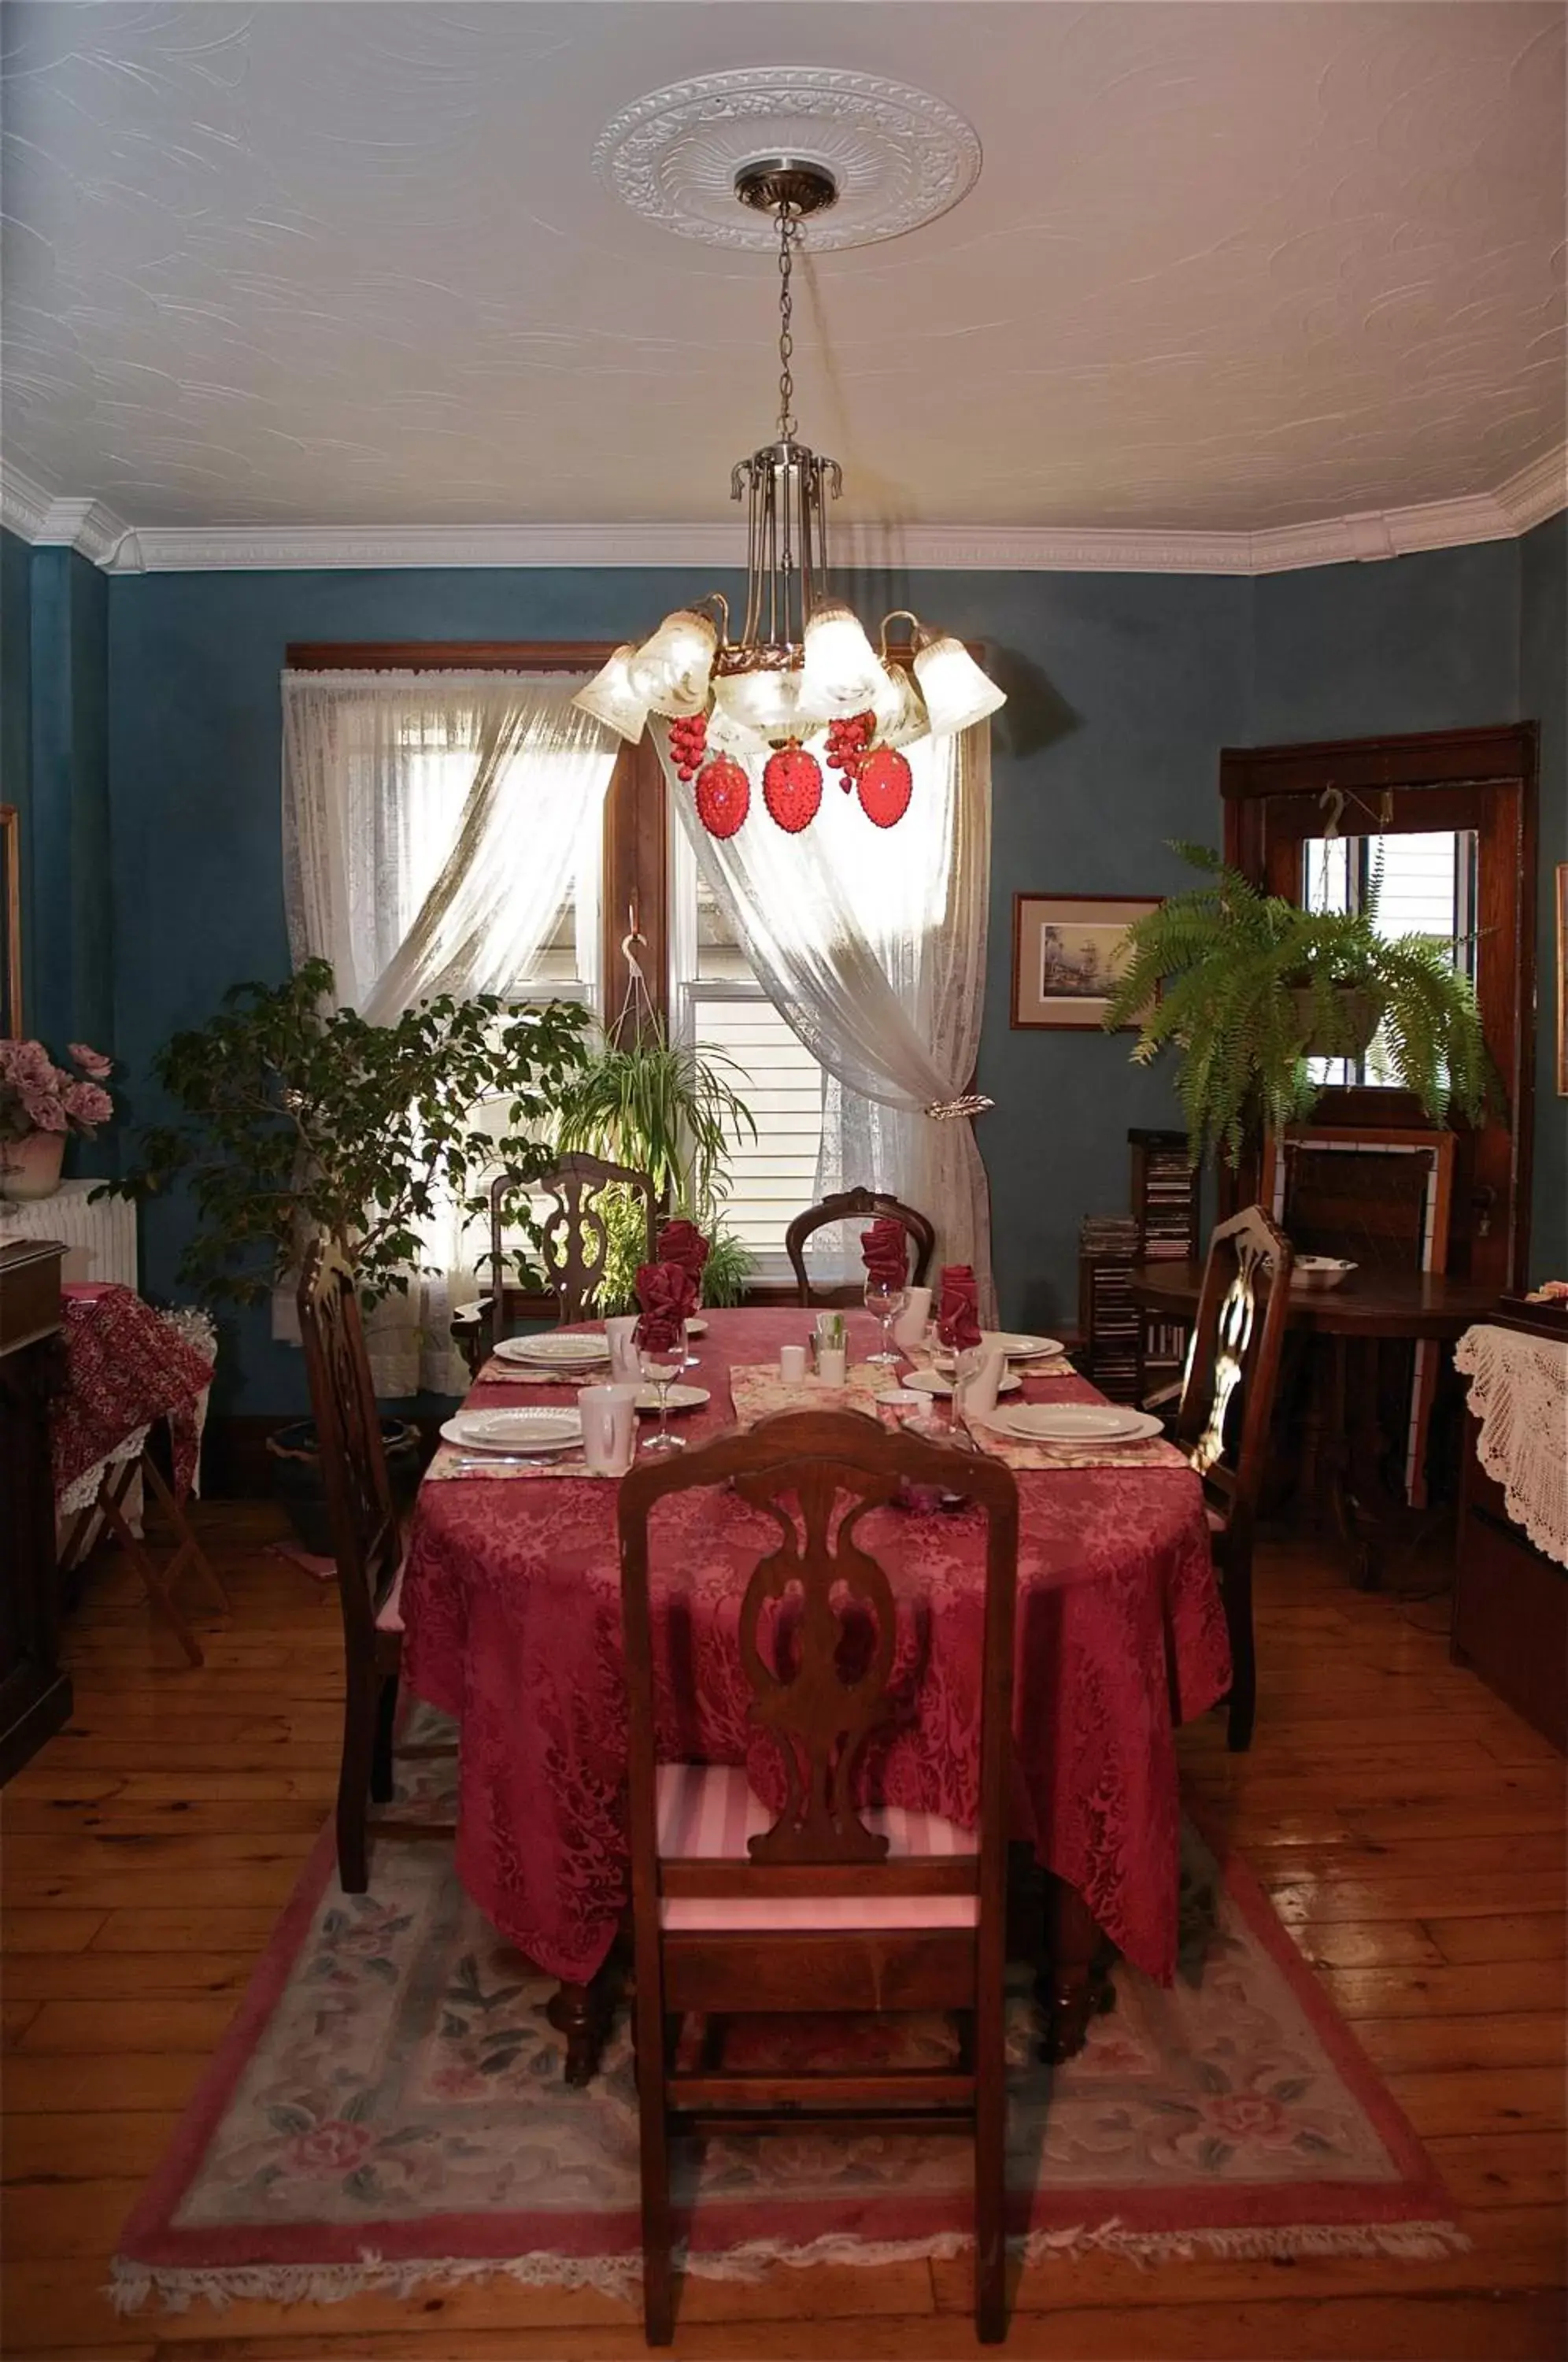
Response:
[401, 1307, 1231, 1987]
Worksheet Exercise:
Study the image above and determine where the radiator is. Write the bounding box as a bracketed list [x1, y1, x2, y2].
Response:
[0, 1181, 138, 1287]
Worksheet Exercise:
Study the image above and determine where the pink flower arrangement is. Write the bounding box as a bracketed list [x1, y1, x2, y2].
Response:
[0, 1039, 116, 1143]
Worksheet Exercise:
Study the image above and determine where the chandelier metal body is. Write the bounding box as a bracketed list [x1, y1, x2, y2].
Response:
[573, 159, 1004, 835]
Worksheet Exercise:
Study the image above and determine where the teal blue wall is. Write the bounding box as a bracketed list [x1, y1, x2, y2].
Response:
[1, 528, 32, 1024]
[1521, 514, 1567, 1279]
[6, 527, 1555, 1412]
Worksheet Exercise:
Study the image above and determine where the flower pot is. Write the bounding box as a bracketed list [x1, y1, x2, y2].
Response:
[265, 1417, 421, 1559]
[1287, 984, 1381, 1058]
[0, 1129, 66, 1201]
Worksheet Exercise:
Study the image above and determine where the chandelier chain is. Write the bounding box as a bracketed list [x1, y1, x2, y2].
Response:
[775, 202, 801, 442]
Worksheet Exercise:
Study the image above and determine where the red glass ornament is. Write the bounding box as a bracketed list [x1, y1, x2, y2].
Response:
[856, 744, 914, 828]
[763, 742, 823, 834]
[693, 754, 750, 839]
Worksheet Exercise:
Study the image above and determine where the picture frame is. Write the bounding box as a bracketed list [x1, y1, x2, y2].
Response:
[1011, 893, 1160, 1031]
[0, 805, 20, 1038]
[1556, 862, 1566, 1098]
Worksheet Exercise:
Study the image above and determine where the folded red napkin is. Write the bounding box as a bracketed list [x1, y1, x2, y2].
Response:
[860, 1217, 908, 1288]
[634, 1259, 699, 1354]
[657, 1219, 709, 1282]
[937, 1263, 982, 1350]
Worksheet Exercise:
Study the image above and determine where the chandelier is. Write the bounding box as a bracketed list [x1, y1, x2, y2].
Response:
[572, 160, 1005, 837]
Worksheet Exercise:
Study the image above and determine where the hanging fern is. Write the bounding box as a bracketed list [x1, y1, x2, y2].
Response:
[1104, 844, 1490, 1164]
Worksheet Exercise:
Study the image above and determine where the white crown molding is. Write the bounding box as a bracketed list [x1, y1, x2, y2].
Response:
[6, 450, 1562, 578]
[2, 463, 140, 568]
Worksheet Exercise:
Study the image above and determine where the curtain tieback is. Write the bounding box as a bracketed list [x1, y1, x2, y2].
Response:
[923, 1093, 994, 1121]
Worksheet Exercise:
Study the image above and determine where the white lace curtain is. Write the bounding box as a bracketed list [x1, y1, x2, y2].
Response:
[656, 723, 996, 1317]
[280, 671, 617, 1394]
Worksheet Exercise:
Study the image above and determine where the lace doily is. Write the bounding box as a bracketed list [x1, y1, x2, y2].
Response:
[1454, 1324, 1568, 1568]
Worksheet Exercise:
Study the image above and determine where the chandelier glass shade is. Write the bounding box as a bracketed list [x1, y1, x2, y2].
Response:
[571, 157, 1004, 834]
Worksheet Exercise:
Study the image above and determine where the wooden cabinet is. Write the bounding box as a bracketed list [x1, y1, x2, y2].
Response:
[1452, 1305, 1566, 1753]
[0, 1239, 72, 1781]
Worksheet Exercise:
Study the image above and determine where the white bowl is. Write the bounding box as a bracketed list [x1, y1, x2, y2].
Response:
[1292, 1256, 1356, 1292]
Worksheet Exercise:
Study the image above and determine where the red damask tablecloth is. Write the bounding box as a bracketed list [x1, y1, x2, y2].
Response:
[401, 1308, 1230, 1987]
[52, 1283, 215, 1501]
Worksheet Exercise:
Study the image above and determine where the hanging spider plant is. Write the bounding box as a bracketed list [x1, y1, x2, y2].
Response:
[552, 1016, 760, 1309]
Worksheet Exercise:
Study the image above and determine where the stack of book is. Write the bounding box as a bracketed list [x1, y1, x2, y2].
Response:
[1130, 1128, 1200, 1383]
[1077, 1214, 1143, 1403]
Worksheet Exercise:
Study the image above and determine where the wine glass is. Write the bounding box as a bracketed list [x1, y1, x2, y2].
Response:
[949, 1344, 984, 1438]
[639, 1347, 685, 1454]
[680, 1315, 701, 1372]
[864, 1278, 908, 1368]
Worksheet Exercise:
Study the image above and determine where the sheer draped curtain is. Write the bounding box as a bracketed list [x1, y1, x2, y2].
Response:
[281, 672, 616, 1394]
[656, 724, 996, 1316]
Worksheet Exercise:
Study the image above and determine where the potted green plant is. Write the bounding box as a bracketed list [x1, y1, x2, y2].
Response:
[105, 958, 590, 1543]
[550, 1016, 759, 1312]
[1102, 843, 1488, 1163]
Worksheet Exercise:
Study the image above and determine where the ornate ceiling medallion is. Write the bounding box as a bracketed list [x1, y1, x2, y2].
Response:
[594, 66, 982, 252]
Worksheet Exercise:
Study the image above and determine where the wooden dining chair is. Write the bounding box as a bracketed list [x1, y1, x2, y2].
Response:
[618, 1408, 1019, 2345]
[1170, 1205, 1294, 1753]
[297, 1237, 453, 1891]
[785, 1187, 937, 1305]
[457, 1154, 659, 1368]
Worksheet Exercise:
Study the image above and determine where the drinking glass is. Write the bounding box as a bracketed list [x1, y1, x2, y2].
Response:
[864, 1279, 908, 1368]
[949, 1345, 984, 1437]
[680, 1316, 701, 1372]
[639, 1349, 684, 1454]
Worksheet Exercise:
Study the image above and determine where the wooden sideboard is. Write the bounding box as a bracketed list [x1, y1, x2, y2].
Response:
[1452, 1301, 1567, 1752]
[0, 1238, 72, 1781]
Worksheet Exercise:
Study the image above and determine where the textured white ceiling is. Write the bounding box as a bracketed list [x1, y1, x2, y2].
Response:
[2, 2, 1563, 536]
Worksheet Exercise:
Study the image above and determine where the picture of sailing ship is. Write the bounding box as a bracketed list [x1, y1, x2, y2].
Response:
[1011, 894, 1162, 1030]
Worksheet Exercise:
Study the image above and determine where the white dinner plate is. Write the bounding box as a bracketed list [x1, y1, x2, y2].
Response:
[991, 1332, 1064, 1361]
[442, 1408, 583, 1453]
[501, 1332, 609, 1366]
[982, 1403, 1162, 1445]
[904, 1367, 1023, 1399]
[634, 1383, 710, 1413]
[491, 1336, 606, 1372]
[685, 1316, 708, 1337]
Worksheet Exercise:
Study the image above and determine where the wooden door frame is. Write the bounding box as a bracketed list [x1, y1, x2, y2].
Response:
[1219, 723, 1538, 1291]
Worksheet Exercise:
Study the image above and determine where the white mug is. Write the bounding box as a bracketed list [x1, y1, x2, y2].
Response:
[778, 1343, 808, 1383]
[605, 1315, 641, 1384]
[892, 1285, 932, 1349]
[579, 1383, 639, 1476]
[815, 1346, 848, 1386]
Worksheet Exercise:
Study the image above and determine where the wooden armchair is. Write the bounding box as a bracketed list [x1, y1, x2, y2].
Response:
[456, 1153, 657, 1370]
[1171, 1205, 1294, 1753]
[297, 1238, 453, 1890]
[618, 1408, 1019, 2345]
[785, 1187, 936, 1305]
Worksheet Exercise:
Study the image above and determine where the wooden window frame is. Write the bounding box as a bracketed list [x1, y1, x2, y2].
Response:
[1219, 723, 1539, 1291]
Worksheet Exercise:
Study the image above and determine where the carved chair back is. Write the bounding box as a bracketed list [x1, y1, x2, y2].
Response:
[296, 1236, 401, 1657]
[490, 1153, 657, 1333]
[785, 1188, 937, 1305]
[619, 1406, 1017, 1897]
[1174, 1204, 1293, 1550]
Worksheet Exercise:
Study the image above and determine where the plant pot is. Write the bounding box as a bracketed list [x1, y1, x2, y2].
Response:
[0, 1129, 67, 1201]
[265, 1417, 420, 1559]
[1287, 983, 1381, 1058]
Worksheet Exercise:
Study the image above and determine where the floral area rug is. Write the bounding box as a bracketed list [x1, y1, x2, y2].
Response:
[114, 1734, 1461, 2313]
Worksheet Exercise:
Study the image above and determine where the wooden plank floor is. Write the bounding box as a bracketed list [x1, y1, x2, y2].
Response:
[2, 1505, 1564, 2361]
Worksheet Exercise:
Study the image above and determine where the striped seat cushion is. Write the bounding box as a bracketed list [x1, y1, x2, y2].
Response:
[654, 1761, 978, 1932]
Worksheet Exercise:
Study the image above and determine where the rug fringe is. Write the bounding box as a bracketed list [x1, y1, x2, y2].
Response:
[108, 2216, 1469, 2316]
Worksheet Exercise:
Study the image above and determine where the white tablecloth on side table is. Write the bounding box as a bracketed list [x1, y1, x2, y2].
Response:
[1454, 1322, 1568, 1568]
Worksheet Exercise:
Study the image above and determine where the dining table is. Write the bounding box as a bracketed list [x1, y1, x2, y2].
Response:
[400, 1306, 1231, 2080]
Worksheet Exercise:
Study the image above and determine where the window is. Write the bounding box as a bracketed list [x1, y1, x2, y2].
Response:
[390, 723, 603, 1010]
[1302, 828, 1477, 1087]
[669, 820, 825, 1274]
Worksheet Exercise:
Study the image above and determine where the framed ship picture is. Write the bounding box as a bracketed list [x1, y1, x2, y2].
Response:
[1011, 893, 1160, 1030]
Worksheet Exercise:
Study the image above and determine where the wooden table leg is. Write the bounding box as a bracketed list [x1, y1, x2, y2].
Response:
[547, 1975, 613, 2085]
[1036, 1873, 1115, 2064]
